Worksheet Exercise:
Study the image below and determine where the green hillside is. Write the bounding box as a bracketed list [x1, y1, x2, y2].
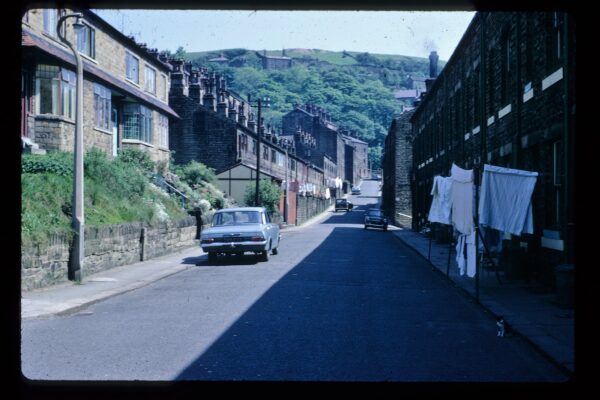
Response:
[180, 48, 442, 169]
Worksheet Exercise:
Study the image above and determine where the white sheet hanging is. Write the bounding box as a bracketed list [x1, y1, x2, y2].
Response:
[450, 163, 474, 235]
[478, 164, 538, 236]
[428, 175, 453, 225]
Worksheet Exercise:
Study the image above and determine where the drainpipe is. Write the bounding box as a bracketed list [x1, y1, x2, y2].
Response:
[562, 13, 572, 264]
[513, 13, 521, 169]
[476, 12, 487, 304]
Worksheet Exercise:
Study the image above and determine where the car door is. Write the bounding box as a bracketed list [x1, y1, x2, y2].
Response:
[264, 211, 278, 246]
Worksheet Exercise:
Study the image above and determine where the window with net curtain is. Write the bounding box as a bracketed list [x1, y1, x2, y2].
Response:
[94, 83, 111, 131]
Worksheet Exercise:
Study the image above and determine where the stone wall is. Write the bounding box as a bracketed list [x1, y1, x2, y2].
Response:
[21, 217, 197, 291]
[296, 196, 333, 226]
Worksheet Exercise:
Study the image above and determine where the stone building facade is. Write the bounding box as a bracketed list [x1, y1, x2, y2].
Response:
[255, 50, 292, 69]
[282, 104, 348, 186]
[341, 132, 369, 186]
[167, 60, 326, 209]
[381, 109, 414, 228]
[409, 12, 575, 288]
[21, 8, 179, 164]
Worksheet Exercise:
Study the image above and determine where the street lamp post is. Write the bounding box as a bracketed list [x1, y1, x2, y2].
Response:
[58, 13, 85, 282]
[248, 95, 270, 206]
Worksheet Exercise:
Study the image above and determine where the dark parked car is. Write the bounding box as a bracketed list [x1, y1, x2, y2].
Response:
[364, 208, 388, 230]
[335, 198, 353, 212]
[200, 207, 281, 262]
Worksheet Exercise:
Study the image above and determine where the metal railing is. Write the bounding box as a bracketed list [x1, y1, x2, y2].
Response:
[152, 174, 189, 209]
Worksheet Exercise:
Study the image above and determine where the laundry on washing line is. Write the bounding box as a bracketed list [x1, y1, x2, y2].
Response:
[427, 175, 452, 225]
[478, 164, 538, 236]
[450, 163, 474, 235]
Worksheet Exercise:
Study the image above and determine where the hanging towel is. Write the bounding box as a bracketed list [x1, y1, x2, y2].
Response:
[478, 164, 538, 236]
[428, 175, 453, 225]
[450, 163, 474, 235]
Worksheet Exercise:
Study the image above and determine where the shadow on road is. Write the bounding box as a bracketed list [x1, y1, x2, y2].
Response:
[175, 225, 418, 381]
[183, 254, 262, 267]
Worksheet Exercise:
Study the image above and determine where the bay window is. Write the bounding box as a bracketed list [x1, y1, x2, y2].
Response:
[123, 103, 153, 143]
[158, 114, 169, 148]
[35, 64, 76, 119]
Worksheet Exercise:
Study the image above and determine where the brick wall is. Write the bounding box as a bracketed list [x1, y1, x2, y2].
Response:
[21, 217, 197, 291]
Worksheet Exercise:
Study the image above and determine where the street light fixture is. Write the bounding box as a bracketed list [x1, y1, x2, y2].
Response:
[57, 13, 85, 282]
[247, 95, 270, 206]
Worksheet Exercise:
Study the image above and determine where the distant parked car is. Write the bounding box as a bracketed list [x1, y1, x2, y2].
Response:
[364, 208, 388, 231]
[335, 198, 353, 212]
[351, 186, 361, 195]
[200, 207, 280, 262]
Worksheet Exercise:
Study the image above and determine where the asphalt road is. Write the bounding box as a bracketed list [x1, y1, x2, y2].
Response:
[21, 180, 567, 382]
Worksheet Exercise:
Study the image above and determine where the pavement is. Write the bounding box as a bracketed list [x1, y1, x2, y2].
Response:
[20, 198, 574, 378]
[390, 228, 575, 377]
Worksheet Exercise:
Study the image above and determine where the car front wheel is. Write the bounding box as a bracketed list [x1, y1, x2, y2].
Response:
[207, 252, 217, 263]
[260, 249, 270, 261]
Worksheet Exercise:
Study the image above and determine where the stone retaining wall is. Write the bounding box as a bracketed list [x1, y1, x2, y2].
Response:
[21, 217, 198, 291]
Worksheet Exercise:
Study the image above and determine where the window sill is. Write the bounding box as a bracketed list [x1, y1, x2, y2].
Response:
[34, 114, 75, 124]
[80, 53, 98, 64]
[542, 68, 563, 91]
[93, 127, 113, 135]
[125, 78, 141, 88]
[122, 138, 154, 148]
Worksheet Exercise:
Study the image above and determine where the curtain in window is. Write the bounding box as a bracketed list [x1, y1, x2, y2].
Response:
[43, 9, 57, 37]
[126, 54, 139, 83]
[94, 84, 111, 130]
[76, 25, 95, 58]
[145, 67, 156, 93]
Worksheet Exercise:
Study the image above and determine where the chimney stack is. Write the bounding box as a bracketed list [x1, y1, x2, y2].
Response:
[217, 91, 228, 117]
[248, 112, 256, 132]
[203, 79, 216, 111]
[429, 51, 439, 78]
[238, 102, 247, 126]
[228, 99, 238, 122]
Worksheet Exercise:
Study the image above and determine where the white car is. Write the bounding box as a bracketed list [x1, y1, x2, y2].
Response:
[200, 207, 281, 263]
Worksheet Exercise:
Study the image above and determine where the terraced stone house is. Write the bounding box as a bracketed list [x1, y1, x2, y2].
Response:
[21, 8, 179, 163]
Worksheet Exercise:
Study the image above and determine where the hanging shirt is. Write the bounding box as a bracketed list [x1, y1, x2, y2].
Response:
[428, 175, 452, 225]
[478, 164, 538, 236]
[450, 163, 474, 235]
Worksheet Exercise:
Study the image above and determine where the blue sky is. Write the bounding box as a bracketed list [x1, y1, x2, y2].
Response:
[94, 9, 476, 60]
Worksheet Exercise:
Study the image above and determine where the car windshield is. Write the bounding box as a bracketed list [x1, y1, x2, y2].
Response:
[212, 211, 261, 226]
[367, 210, 384, 217]
[336, 199, 347, 204]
